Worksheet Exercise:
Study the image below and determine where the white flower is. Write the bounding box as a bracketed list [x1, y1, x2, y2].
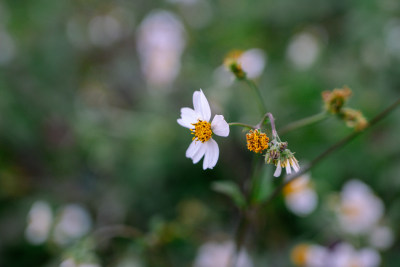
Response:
[53, 204, 92, 246]
[137, 10, 186, 88]
[369, 225, 394, 250]
[283, 174, 317, 216]
[193, 240, 253, 267]
[336, 180, 384, 235]
[25, 201, 53, 245]
[178, 90, 229, 170]
[328, 243, 380, 267]
[291, 243, 328, 267]
[239, 48, 266, 79]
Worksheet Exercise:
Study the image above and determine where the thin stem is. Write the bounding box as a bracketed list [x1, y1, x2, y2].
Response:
[279, 112, 329, 135]
[263, 97, 400, 206]
[229, 122, 255, 129]
[245, 79, 267, 115]
[266, 113, 277, 138]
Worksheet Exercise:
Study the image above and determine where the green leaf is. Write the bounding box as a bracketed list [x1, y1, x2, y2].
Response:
[211, 181, 246, 208]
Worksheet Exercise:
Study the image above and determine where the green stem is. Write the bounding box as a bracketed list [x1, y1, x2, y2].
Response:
[228, 122, 255, 129]
[245, 79, 267, 115]
[263, 96, 400, 206]
[279, 112, 329, 135]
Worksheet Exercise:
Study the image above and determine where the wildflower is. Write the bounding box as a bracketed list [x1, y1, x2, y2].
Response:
[25, 201, 53, 245]
[291, 243, 328, 267]
[223, 49, 266, 80]
[53, 204, 92, 246]
[341, 108, 368, 131]
[369, 226, 394, 250]
[265, 140, 300, 177]
[283, 174, 317, 216]
[246, 129, 269, 153]
[224, 50, 246, 80]
[322, 86, 352, 114]
[328, 243, 380, 267]
[193, 240, 253, 267]
[178, 89, 229, 170]
[335, 180, 384, 235]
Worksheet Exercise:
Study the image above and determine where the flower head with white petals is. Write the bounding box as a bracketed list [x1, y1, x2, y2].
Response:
[178, 89, 229, 170]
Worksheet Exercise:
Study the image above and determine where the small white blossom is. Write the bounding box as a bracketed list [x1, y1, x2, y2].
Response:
[336, 180, 384, 235]
[53, 204, 92, 246]
[369, 225, 394, 250]
[25, 201, 53, 245]
[193, 240, 252, 267]
[283, 174, 317, 216]
[178, 89, 229, 170]
[328, 243, 380, 267]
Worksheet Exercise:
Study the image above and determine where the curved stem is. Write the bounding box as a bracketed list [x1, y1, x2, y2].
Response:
[228, 122, 255, 129]
[245, 79, 267, 115]
[279, 112, 329, 135]
[263, 97, 400, 206]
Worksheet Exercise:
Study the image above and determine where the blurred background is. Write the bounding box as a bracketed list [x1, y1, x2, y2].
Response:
[0, 0, 399, 266]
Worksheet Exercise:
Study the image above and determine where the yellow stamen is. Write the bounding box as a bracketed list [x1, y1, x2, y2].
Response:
[191, 120, 212, 143]
[246, 130, 269, 153]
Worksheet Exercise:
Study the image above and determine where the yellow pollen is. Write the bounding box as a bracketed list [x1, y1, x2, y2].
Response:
[191, 120, 212, 143]
[246, 130, 269, 153]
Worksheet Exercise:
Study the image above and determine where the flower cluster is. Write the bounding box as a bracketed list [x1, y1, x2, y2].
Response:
[340, 108, 368, 131]
[265, 139, 300, 177]
[322, 86, 352, 114]
[322, 86, 368, 131]
[178, 91, 299, 177]
[246, 129, 269, 153]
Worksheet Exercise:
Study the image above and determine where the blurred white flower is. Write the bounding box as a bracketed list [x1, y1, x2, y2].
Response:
[222, 48, 267, 81]
[291, 243, 328, 267]
[137, 10, 186, 88]
[286, 32, 320, 70]
[369, 225, 394, 250]
[336, 180, 384, 235]
[239, 49, 267, 79]
[0, 30, 16, 65]
[283, 174, 317, 216]
[193, 240, 252, 267]
[328, 243, 380, 267]
[177, 89, 229, 170]
[25, 201, 53, 245]
[60, 258, 100, 267]
[53, 204, 92, 246]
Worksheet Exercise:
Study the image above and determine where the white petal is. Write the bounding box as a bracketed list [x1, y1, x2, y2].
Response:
[290, 158, 300, 172]
[285, 159, 292, 174]
[186, 141, 206, 164]
[202, 139, 219, 170]
[186, 140, 200, 158]
[273, 160, 282, 177]
[193, 89, 211, 122]
[211, 115, 230, 137]
[177, 107, 199, 128]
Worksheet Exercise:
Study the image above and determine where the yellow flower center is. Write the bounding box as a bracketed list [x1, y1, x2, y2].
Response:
[246, 130, 269, 153]
[191, 120, 212, 143]
[290, 244, 310, 266]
